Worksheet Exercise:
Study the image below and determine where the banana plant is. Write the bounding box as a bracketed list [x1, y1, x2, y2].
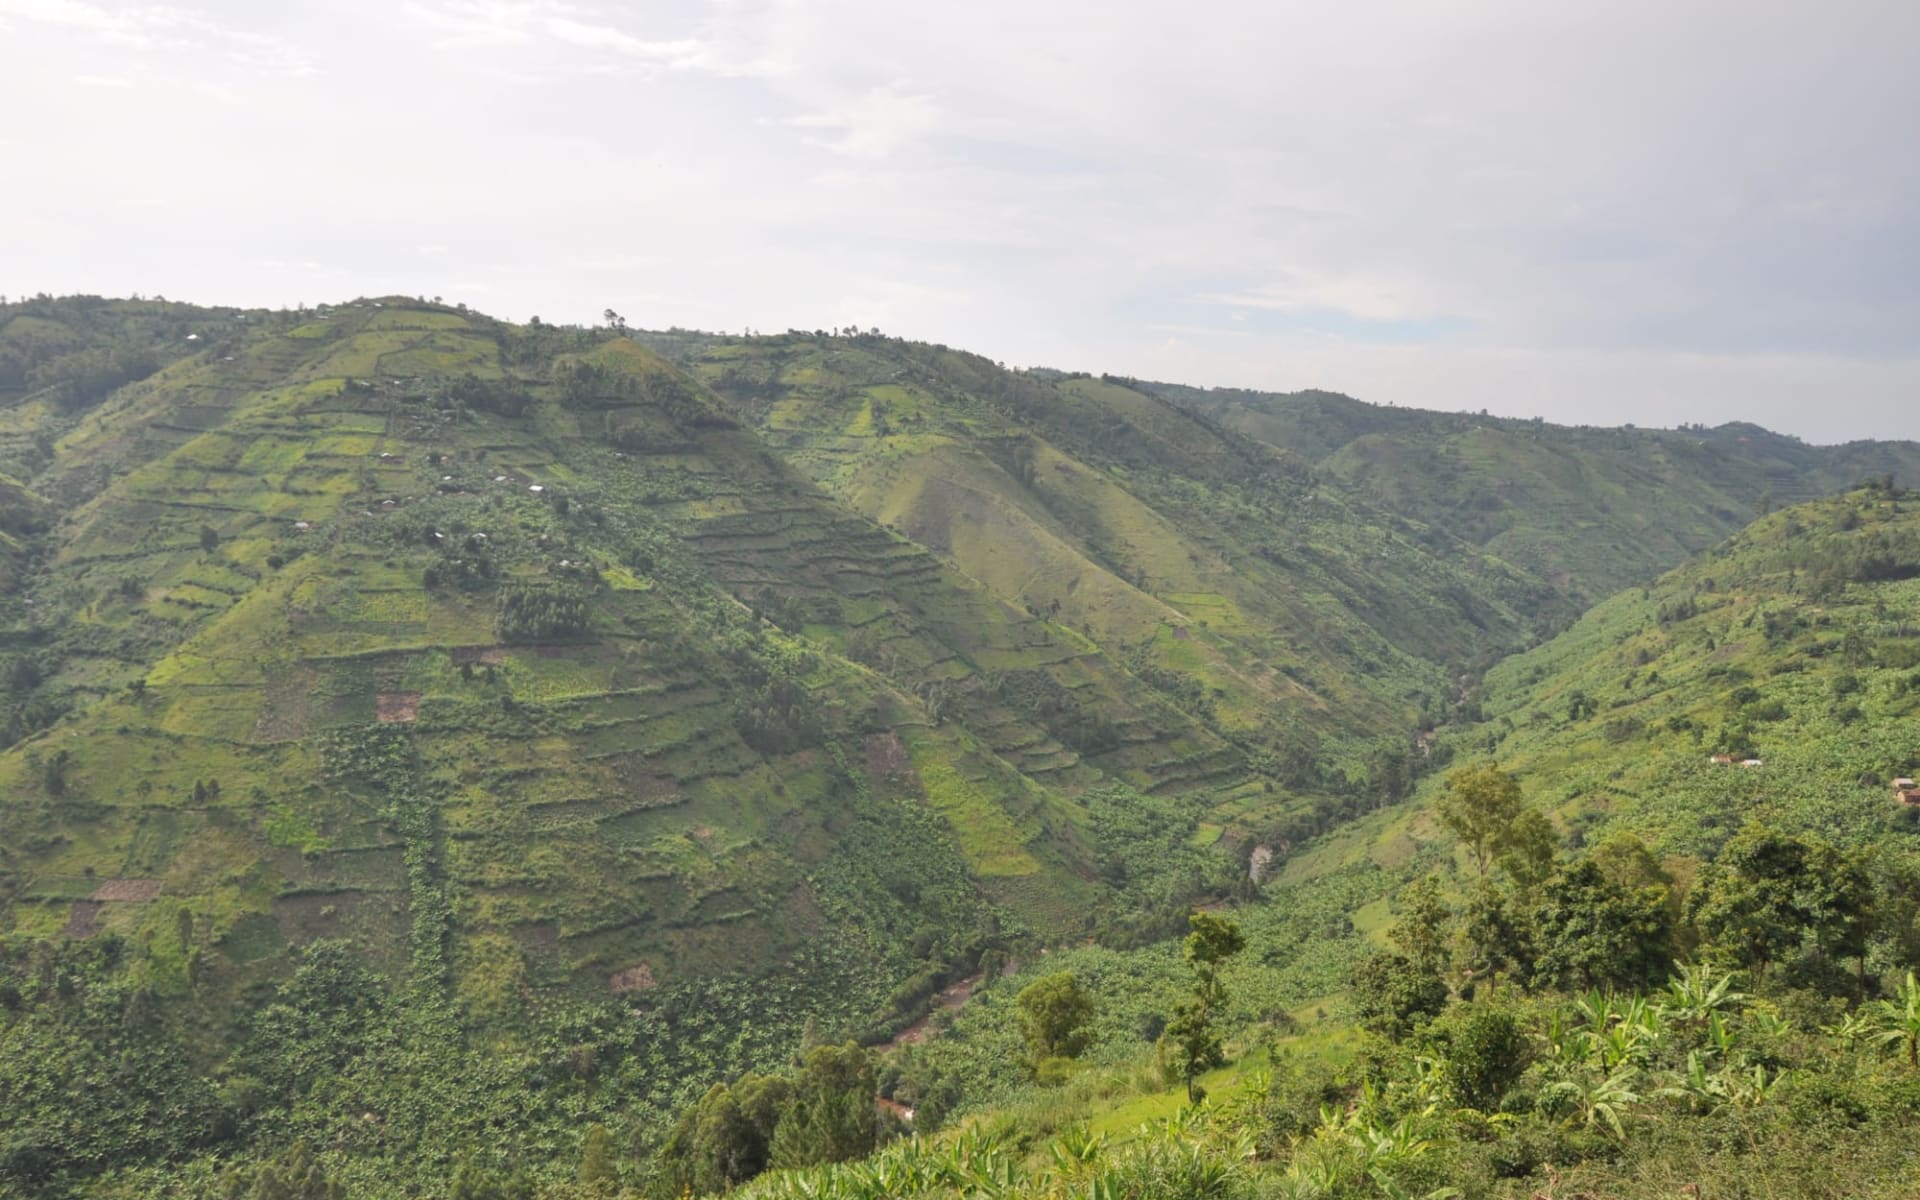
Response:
[1048, 1126, 1108, 1176]
[1723, 1063, 1788, 1108]
[1866, 971, 1920, 1069]
[1540, 1065, 1643, 1139]
[1660, 959, 1748, 1029]
[1538, 1009, 1592, 1069]
[1657, 1050, 1730, 1115]
[1703, 1010, 1741, 1061]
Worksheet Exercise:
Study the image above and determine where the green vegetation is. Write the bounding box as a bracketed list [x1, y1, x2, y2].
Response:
[1153, 383, 1920, 609]
[3, 295, 1920, 1195]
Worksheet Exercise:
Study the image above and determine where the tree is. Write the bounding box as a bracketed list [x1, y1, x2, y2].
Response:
[1163, 912, 1245, 1102]
[1388, 876, 1453, 973]
[1496, 806, 1559, 889]
[1690, 825, 1873, 985]
[1015, 972, 1094, 1068]
[227, 1142, 342, 1200]
[1461, 877, 1535, 983]
[1587, 832, 1671, 894]
[1351, 951, 1448, 1040]
[1437, 763, 1527, 875]
[768, 1042, 877, 1169]
[448, 1160, 533, 1200]
[1419, 1002, 1532, 1112]
[42, 749, 68, 797]
[1532, 860, 1672, 992]
[199, 525, 220, 552]
[654, 1071, 794, 1196]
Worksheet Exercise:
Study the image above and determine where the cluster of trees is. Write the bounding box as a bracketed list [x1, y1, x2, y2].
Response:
[650, 1042, 884, 1197]
[439, 372, 535, 418]
[723, 630, 823, 755]
[1082, 785, 1238, 935]
[988, 669, 1121, 757]
[1353, 763, 1920, 1042]
[556, 360, 733, 429]
[495, 583, 590, 642]
[32, 342, 163, 411]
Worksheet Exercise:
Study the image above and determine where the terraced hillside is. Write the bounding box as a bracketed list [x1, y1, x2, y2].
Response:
[8, 301, 1913, 1018]
[6, 297, 1920, 1194]
[645, 333, 1572, 768]
[1152, 383, 1920, 607]
[0, 299, 1272, 1017]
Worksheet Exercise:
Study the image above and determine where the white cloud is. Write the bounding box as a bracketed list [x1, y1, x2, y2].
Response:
[788, 85, 940, 159]
[0, 0, 313, 71]
[2, 0, 1917, 440]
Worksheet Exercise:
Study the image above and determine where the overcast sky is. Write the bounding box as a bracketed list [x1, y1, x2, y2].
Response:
[3, 1, 1916, 441]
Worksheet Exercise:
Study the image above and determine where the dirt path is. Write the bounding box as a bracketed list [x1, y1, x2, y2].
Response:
[884, 971, 986, 1049]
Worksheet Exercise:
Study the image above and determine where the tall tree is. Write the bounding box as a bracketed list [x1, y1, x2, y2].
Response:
[1461, 877, 1535, 983]
[1691, 824, 1874, 985]
[1163, 912, 1245, 1102]
[1437, 763, 1527, 875]
[1389, 876, 1454, 974]
[576, 1124, 616, 1191]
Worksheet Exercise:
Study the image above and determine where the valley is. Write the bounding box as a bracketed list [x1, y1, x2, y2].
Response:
[3, 295, 1919, 1198]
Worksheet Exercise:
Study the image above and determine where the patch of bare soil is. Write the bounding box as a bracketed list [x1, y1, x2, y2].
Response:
[610, 962, 658, 994]
[90, 878, 161, 902]
[376, 691, 422, 723]
[63, 901, 103, 938]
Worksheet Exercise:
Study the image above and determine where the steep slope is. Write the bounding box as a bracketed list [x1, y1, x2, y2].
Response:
[1152, 383, 1920, 607]
[6, 299, 1920, 1195]
[646, 333, 1572, 783]
[0, 300, 1279, 1038]
[1466, 481, 1920, 856]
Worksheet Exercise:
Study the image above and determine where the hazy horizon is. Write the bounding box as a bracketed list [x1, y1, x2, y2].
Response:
[3, 0, 1916, 441]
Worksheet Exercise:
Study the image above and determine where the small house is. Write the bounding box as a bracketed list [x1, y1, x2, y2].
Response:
[1740, 759, 1764, 768]
[1900, 789, 1920, 807]
[1893, 778, 1916, 790]
[1710, 754, 1735, 765]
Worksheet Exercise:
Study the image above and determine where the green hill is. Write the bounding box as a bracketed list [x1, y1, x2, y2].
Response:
[1468, 481, 1920, 856]
[674, 485, 1920, 1200]
[1149, 382, 1920, 606]
[5, 296, 1920, 1195]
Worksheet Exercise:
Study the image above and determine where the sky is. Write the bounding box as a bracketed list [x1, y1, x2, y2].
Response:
[2, 1, 1917, 442]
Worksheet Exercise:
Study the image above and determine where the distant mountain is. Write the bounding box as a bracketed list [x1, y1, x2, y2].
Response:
[1144, 381, 1920, 607]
